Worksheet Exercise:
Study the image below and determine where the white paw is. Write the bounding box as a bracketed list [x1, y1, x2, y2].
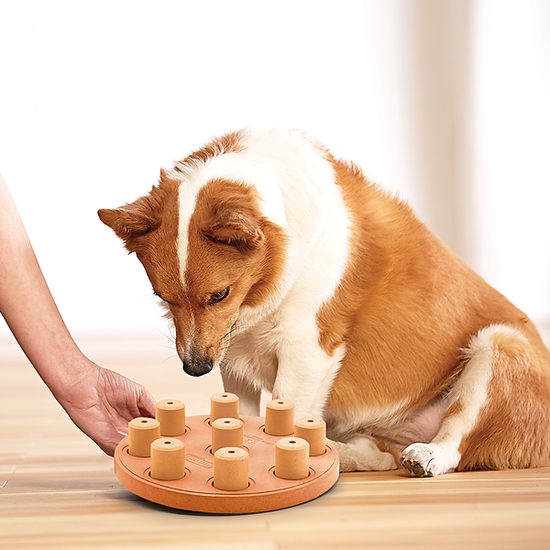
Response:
[342, 436, 397, 472]
[400, 443, 459, 477]
[367, 450, 397, 471]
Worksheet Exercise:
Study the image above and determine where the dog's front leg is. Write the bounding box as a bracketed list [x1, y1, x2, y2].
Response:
[272, 341, 396, 472]
[220, 365, 261, 416]
[271, 320, 342, 420]
[271, 317, 397, 472]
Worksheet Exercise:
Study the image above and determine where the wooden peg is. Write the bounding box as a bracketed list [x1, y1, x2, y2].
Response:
[294, 417, 327, 456]
[150, 437, 185, 481]
[211, 417, 244, 453]
[275, 437, 309, 480]
[156, 399, 186, 436]
[213, 447, 249, 491]
[128, 417, 160, 457]
[265, 399, 294, 436]
[210, 392, 239, 422]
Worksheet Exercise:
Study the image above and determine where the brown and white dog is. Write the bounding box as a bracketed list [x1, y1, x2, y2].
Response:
[99, 128, 550, 476]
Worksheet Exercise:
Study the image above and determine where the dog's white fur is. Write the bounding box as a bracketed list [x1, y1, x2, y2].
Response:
[175, 129, 351, 421]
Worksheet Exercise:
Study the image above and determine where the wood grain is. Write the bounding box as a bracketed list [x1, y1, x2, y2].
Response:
[1, 337, 550, 549]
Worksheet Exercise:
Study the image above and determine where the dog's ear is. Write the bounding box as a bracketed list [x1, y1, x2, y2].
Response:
[98, 194, 159, 248]
[202, 210, 264, 252]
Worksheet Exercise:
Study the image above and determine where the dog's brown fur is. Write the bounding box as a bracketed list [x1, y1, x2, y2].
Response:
[318, 157, 550, 470]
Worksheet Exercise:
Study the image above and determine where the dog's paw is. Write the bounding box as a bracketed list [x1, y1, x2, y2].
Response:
[400, 443, 458, 477]
[336, 435, 397, 472]
[366, 449, 397, 472]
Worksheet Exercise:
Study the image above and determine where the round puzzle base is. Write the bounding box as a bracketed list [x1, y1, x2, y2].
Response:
[114, 414, 339, 514]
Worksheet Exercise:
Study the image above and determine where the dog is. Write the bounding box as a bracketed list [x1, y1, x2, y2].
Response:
[99, 128, 550, 476]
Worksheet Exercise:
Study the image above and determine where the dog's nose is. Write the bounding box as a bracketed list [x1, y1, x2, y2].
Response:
[182, 357, 214, 377]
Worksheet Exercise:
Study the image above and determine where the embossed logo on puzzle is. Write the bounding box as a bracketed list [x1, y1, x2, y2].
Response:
[244, 432, 272, 446]
[186, 454, 213, 469]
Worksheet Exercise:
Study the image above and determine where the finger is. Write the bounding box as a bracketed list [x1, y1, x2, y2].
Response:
[99, 442, 115, 457]
[105, 426, 127, 456]
[93, 431, 120, 457]
[137, 385, 156, 418]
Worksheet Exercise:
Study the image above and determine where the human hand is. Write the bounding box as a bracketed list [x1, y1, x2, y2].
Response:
[55, 360, 156, 456]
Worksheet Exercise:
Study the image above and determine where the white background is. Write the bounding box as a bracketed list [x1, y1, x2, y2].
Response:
[1, 0, 549, 354]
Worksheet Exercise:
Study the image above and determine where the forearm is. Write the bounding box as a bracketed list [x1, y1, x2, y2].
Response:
[0, 176, 88, 392]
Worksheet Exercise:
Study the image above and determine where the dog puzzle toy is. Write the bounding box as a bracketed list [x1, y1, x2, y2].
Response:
[114, 393, 339, 513]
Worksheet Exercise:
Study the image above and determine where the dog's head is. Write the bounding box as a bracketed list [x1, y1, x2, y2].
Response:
[99, 147, 286, 376]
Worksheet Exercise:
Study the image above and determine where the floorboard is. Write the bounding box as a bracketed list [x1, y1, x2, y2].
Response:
[1, 336, 550, 549]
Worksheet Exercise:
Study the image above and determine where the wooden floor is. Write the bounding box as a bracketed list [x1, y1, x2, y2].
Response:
[1, 342, 550, 549]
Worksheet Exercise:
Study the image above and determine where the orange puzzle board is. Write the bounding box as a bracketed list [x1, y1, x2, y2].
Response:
[114, 414, 339, 514]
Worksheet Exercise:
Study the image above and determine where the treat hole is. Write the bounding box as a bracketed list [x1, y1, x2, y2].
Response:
[307, 419, 314, 423]
[228, 450, 235, 454]
[271, 467, 313, 480]
[164, 441, 171, 445]
[140, 420, 148, 424]
[278, 401, 284, 404]
[224, 420, 231, 424]
[209, 479, 251, 489]
[289, 440, 296, 444]
[167, 401, 173, 405]
[222, 394, 228, 397]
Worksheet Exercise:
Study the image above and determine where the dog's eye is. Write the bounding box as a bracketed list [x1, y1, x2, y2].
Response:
[208, 287, 230, 304]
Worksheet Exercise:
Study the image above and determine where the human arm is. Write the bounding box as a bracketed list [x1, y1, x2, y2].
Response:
[0, 175, 155, 455]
